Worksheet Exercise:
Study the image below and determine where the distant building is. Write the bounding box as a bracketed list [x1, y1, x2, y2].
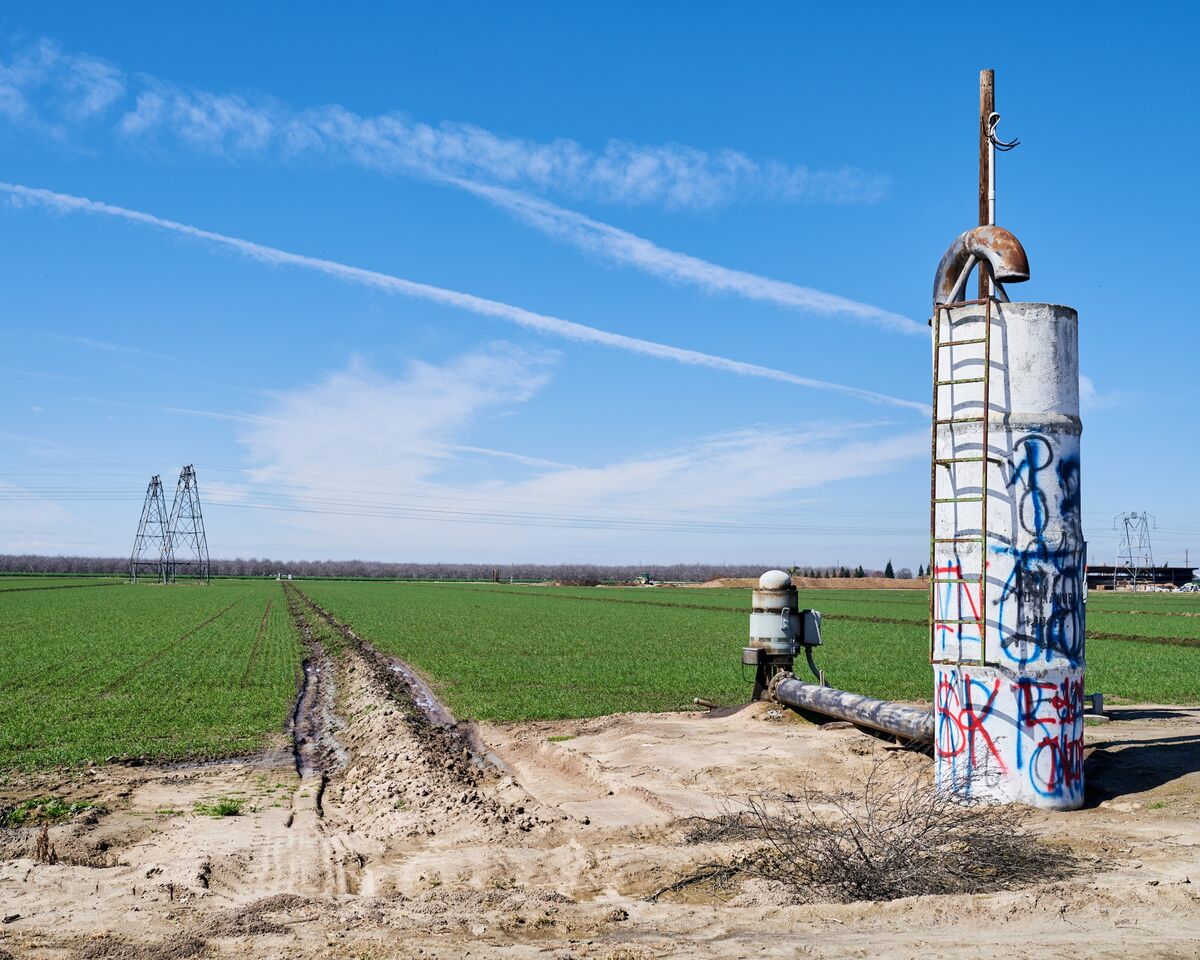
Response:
[1086, 564, 1197, 589]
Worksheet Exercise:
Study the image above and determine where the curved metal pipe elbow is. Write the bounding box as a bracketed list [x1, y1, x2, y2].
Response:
[932, 225, 1029, 308]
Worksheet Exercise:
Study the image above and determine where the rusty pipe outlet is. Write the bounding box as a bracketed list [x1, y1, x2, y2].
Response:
[932, 225, 1029, 307]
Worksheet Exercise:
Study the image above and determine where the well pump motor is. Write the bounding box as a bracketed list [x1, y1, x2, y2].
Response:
[743, 570, 822, 699]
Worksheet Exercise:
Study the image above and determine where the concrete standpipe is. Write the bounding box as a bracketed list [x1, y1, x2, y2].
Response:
[931, 230, 1085, 810]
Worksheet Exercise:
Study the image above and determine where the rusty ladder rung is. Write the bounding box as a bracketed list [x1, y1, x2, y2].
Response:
[934, 496, 983, 503]
[937, 336, 988, 347]
[936, 376, 985, 386]
[932, 578, 981, 584]
[934, 416, 985, 424]
[933, 618, 985, 625]
[934, 455, 1004, 465]
[933, 537, 984, 543]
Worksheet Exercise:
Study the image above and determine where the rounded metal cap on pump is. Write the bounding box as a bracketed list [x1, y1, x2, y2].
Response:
[750, 569, 800, 656]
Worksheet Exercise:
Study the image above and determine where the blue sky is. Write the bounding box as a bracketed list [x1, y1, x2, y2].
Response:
[0, 2, 1196, 568]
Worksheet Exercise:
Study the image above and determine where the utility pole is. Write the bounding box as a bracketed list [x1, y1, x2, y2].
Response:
[166, 465, 211, 583]
[130, 475, 171, 582]
[1114, 512, 1155, 590]
[978, 69, 994, 300]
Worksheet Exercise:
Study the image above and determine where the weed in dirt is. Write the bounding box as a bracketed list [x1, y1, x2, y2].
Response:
[655, 759, 1081, 904]
[193, 797, 243, 818]
[0, 796, 100, 827]
[546, 734, 576, 743]
[33, 824, 56, 864]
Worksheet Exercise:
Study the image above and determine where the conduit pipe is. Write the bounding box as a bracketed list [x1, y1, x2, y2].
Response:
[770, 674, 934, 744]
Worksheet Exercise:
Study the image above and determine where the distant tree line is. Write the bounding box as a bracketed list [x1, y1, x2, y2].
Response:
[0, 555, 925, 582]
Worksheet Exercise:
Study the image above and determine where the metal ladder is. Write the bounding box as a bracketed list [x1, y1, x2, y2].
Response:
[928, 296, 1001, 665]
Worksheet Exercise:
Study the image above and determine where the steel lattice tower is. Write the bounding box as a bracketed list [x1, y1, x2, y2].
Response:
[130, 475, 171, 582]
[1114, 511, 1155, 590]
[167, 464, 211, 582]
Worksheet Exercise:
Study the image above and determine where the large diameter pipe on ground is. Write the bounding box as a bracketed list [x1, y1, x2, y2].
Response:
[772, 676, 934, 744]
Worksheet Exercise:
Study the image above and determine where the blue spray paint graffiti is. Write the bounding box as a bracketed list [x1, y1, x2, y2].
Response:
[992, 433, 1085, 669]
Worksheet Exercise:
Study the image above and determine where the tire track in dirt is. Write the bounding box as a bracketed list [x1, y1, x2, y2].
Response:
[238, 598, 274, 688]
[0, 580, 124, 594]
[98, 600, 241, 697]
[1087, 631, 1200, 649]
[288, 584, 503, 776]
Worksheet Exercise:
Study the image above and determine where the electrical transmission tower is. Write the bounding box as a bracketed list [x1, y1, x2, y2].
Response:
[167, 464, 211, 582]
[1114, 511, 1155, 590]
[130, 475, 171, 582]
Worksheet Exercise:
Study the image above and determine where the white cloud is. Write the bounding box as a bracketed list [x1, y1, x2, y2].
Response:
[453, 179, 922, 335]
[0, 479, 87, 553]
[1079, 373, 1122, 411]
[112, 84, 886, 209]
[28, 331, 177, 363]
[0, 38, 912, 340]
[222, 351, 926, 559]
[0, 180, 929, 414]
[1, 38, 885, 209]
[0, 39, 122, 131]
[238, 346, 558, 494]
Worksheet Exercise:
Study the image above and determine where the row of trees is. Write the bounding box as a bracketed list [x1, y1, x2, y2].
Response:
[793, 562, 919, 580]
[0, 555, 927, 582]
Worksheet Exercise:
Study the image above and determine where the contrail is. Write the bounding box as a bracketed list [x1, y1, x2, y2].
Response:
[0, 182, 929, 414]
[451, 178, 925, 336]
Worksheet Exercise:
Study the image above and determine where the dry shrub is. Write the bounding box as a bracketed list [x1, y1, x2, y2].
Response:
[33, 824, 56, 865]
[658, 760, 1078, 903]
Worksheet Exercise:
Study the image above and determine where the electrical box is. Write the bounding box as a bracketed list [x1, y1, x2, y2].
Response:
[800, 609, 822, 646]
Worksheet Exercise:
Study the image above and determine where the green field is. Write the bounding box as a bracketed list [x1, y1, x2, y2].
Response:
[2, 578, 1198, 771]
[0, 580, 300, 770]
[302, 581, 1200, 722]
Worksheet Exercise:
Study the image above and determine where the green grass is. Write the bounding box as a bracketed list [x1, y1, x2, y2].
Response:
[0, 796, 101, 826]
[193, 797, 244, 817]
[302, 581, 1200, 721]
[0, 580, 302, 770]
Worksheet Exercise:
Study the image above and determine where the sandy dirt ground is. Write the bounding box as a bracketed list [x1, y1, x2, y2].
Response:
[2, 596, 1198, 959]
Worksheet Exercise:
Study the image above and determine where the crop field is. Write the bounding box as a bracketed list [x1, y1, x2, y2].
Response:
[301, 581, 1200, 722]
[0, 580, 300, 770]
[3, 579, 1198, 771]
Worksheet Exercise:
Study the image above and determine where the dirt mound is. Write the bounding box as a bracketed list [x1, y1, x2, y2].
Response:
[698, 576, 926, 590]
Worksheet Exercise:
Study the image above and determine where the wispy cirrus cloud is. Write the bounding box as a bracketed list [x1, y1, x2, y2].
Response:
[0, 180, 930, 414]
[0, 38, 123, 132]
[0, 38, 912, 333]
[0, 38, 886, 210]
[229, 350, 925, 558]
[452, 179, 923, 336]
[32, 331, 177, 363]
[240, 346, 558, 494]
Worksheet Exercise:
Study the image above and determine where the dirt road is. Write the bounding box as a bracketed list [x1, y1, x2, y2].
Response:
[1, 591, 1198, 959]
